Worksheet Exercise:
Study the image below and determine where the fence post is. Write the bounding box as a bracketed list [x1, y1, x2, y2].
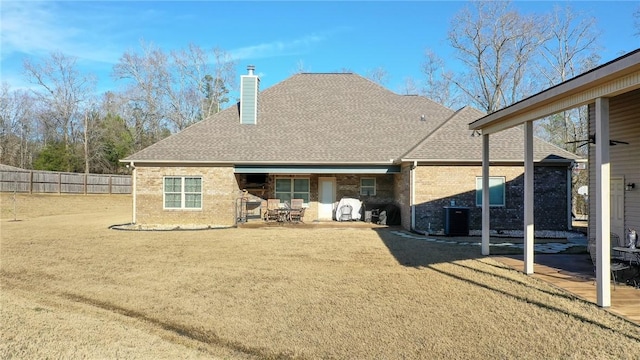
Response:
[84, 173, 88, 195]
[30, 171, 33, 194]
[109, 175, 113, 194]
[58, 172, 62, 194]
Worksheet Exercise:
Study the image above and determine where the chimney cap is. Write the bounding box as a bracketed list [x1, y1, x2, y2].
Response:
[247, 65, 255, 75]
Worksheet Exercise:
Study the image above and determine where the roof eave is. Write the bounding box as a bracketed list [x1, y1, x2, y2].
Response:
[400, 158, 575, 164]
[120, 159, 398, 165]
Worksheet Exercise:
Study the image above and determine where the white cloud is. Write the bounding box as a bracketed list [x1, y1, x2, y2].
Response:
[0, 1, 122, 64]
[230, 34, 326, 60]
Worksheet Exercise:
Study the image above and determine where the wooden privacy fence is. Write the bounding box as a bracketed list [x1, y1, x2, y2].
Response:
[0, 170, 131, 194]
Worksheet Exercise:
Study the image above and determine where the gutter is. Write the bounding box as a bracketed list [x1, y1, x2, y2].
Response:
[400, 158, 577, 164]
[119, 159, 398, 165]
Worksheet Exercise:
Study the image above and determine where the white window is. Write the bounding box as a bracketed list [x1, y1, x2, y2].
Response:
[476, 176, 505, 207]
[275, 178, 310, 205]
[360, 177, 376, 196]
[164, 176, 202, 209]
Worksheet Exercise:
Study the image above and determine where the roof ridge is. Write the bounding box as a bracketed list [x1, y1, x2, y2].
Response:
[398, 106, 470, 160]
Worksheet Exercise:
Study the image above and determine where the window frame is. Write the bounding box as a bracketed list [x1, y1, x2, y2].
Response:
[163, 176, 203, 210]
[360, 177, 376, 196]
[274, 177, 310, 206]
[475, 176, 506, 207]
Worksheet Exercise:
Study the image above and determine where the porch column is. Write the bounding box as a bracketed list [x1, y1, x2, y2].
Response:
[595, 97, 611, 307]
[410, 162, 417, 230]
[482, 134, 490, 256]
[524, 121, 534, 274]
[131, 162, 137, 224]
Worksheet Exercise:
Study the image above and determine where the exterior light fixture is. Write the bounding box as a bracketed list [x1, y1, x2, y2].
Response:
[626, 182, 635, 191]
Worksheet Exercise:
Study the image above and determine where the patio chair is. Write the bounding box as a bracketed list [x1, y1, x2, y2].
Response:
[289, 198, 305, 223]
[588, 241, 630, 290]
[265, 199, 280, 222]
[611, 232, 626, 261]
[339, 204, 352, 221]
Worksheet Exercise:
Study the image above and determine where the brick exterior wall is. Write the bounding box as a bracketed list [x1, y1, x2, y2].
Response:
[133, 163, 568, 232]
[412, 164, 570, 233]
[397, 164, 412, 230]
[135, 166, 239, 227]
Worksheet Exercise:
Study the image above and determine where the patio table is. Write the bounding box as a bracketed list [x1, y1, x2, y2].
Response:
[613, 246, 640, 265]
[613, 246, 640, 288]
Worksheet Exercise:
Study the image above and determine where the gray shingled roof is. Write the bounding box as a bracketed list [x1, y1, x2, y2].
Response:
[124, 73, 578, 164]
[125, 73, 454, 163]
[403, 107, 580, 162]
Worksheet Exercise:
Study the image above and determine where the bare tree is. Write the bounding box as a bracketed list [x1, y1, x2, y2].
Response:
[399, 76, 420, 95]
[78, 100, 106, 174]
[210, 47, 236, 114]
[169, 43, 207, 130]
[537, 5, 600, 86]
[421, 49, 459, 108]
[535, 5, 601, 156]
[291, 60, 310, 75]
[93, 91, 134, 173]
[365, 66, 389, 85]
[447, 1, 544, 112]
[0, 84, 35, 167]
[23, 52, 95, 171]
[115, 41, 236, 137]
[113, 40, 170, 149]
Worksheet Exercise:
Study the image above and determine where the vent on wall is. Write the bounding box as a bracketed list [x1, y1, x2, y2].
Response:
[240, 65, 259, 125]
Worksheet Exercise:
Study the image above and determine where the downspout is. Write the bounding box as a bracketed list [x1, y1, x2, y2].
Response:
[129, 161, 136, 224]
[411, 161, 417, 231]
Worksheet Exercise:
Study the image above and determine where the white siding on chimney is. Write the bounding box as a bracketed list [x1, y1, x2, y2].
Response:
[240, 74, 259, 125]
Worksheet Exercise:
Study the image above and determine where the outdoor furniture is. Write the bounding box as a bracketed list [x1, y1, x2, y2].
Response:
[589, 241, 630, 290]
[265, 199, 280, 222]
[612, 246, 640, 288]
[289, 198, 305, 223]
[339, 204, 353, 221]
[611, 233, 626, 261]
[277, 202, 291, 222]
[613, 246, 640, 266]
[335, 198, 362, 221]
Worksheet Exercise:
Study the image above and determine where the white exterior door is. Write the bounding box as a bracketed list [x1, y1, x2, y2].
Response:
[318, 177, 336, 221]
[611, 177, 625, 240]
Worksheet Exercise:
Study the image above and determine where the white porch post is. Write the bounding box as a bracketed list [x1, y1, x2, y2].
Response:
[524, 121, 535, 274]
[131, 162, 137, 224]
[595, 97, 611, 307]
[482, 134, 490, 255]
[410, 162, 416, 230]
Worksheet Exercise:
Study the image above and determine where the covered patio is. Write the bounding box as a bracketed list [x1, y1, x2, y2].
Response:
[469, 49, 640, 307]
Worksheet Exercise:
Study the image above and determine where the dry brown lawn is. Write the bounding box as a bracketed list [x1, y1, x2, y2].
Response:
[1, 193, 639, 359]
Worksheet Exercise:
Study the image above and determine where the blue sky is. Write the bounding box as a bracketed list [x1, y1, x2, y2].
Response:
[1, 1, 639, 97]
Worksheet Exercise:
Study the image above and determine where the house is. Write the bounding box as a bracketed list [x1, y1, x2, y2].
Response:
[122, 66, 579, 234]
[469, 48, 640, 307]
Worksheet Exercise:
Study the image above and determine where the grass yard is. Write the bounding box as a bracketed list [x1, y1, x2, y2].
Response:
[1, 193, 639, 359]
